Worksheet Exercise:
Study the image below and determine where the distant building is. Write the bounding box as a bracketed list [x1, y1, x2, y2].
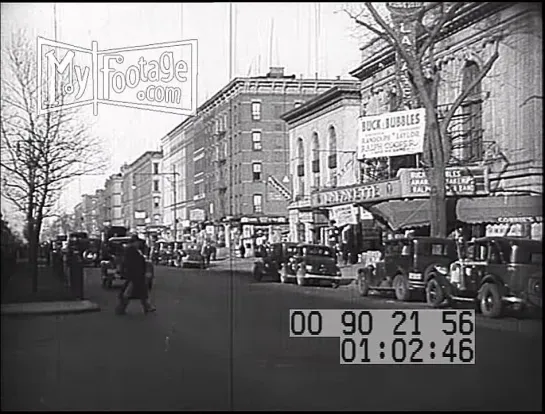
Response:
[73, 194, 100, 237]
[103, 173, 124, 227]
[120, 151, 164, 242]
[160, 117, 195, 241]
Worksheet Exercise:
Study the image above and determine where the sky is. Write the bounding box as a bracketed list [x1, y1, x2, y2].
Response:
[1, 2, 363, 222]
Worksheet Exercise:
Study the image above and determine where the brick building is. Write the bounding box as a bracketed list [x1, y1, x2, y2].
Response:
[176, 67, 359, 252]
[103, 173, 124, 227]
[120, 151, 164, 241]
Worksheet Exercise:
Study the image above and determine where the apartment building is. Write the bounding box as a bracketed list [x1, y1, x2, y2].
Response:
[120, 151, 164, 241]
[103, 173, 124, 227]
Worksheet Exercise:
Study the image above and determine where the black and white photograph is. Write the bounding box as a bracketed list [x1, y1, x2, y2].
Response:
[1, 2, 542, 411]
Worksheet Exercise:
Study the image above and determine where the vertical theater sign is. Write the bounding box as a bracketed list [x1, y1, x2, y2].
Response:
[386, 2, 424, 109]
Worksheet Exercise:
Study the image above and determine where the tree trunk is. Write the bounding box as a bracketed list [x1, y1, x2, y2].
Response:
[28, 224, 39, 293]
[427, 166, 448, 238]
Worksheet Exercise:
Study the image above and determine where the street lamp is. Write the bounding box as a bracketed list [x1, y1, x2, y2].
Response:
[132, 168, 180, 240]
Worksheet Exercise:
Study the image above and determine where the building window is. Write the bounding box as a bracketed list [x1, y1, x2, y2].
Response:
[461, 60, 483, 162]
[253, 194, 263, 213]
[252, 131, 262, 151]
[311, 132, 320, 189]
[153, 162, 159, 175]
[252, 162, 262, 181]
[251, 101, 261, 120]
[328, 125, 337, 188]
[153, 179, 160, 192]
[153, 196, 160, 208]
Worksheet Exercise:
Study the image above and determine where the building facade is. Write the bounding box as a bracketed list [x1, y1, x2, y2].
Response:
[282, 84, 364, 244]
[160, 117, 195, 241]
[120, 151, 164, 241]
[73, 193, 100, 237]
[340, 2, 542, 240]
[103, 173, 124, 227]
[185, 67, 359, 252]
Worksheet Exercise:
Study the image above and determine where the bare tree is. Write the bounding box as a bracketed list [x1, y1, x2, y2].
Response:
[342, 2, 502, 237]
[1, 32, 108, 292]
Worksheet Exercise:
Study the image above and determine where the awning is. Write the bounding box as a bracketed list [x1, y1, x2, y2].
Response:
[457, 195, 543, 224]
[367, 199, 433, 231]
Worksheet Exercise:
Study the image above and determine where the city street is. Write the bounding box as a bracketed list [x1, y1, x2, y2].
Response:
[2, 262, 542, 411]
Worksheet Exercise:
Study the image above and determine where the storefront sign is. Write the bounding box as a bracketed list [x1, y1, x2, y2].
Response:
[497, 216, 542, 223]
[189, 209, 205, 221]
[312, 179, 400, 208]
[134, 211, 146, 219]
[330, 205, 357, 227]
[298, 212, 314, 223]
[240, 216, 288, 225]
[399, 167, 489, 197]
[357, 108, 426, 159]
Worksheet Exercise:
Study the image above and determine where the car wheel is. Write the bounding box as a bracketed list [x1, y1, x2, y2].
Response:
[356, 269, 370, 297]
[253, 264, 263, 282]
[393, 274, 411, 301]
[426, 278, 445, 308]
[479, 283, 503, 318]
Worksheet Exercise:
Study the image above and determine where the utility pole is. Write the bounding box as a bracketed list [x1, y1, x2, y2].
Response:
[173, 165, 177, 241]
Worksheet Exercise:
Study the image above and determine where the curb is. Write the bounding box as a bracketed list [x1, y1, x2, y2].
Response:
[1, 300, 101, 316]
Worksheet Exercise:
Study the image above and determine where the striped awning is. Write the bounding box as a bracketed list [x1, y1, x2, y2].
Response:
[457, 195, 542, 224]
[367, 199, 432, 231]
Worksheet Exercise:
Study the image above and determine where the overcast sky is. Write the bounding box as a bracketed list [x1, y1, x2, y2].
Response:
[1, 2, 362, 218]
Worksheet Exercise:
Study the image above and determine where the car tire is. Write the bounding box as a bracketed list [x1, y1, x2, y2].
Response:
[393, 274, 411, 302]
[426, 277, 445, 308]
[253, 265, 263, 282]
[479, 283, 503, 318]
[356, 268, 370, 297]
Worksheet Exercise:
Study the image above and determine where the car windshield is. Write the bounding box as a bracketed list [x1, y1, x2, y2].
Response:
[418, 241, 455, 258]
[301, 246, 334, 257]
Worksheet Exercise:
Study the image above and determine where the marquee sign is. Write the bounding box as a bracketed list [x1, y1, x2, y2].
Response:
[398, 167, 489, 197]
[312, 179, 401, 208]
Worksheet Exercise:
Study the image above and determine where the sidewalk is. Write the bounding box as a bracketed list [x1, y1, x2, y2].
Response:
[1, 262, 100, 316]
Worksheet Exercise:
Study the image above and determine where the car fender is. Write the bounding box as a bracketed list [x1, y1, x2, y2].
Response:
[478, 274, 507, 298]
[423, 263, 445, 283]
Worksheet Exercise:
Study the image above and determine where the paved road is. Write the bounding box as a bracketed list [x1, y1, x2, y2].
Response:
[2, 262, 542, 411]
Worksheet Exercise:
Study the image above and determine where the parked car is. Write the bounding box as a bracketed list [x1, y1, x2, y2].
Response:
[355, 237, 458, 301]
[180, 243, 207, 269]
[253, 242, 298, 282]
[280, 243, 342, 288]
[100, 236, 154, 290]
[427, 237, 542, 318]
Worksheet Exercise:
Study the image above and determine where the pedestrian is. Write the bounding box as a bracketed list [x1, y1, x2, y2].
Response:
[116, 235, 156, 315]
[210, 243, 217, 261]
[239, 242, 246, 259]
[201, 242, 211, 267]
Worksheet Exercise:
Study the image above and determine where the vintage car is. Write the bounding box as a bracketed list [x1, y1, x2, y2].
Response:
[355, 237, 458, 301]
[280, 243, 343, 288]
[427, 237, 542, 318]
[100, 236, 154, 290]
[179, 243, 207, 269]
[253, 242, 298, 282]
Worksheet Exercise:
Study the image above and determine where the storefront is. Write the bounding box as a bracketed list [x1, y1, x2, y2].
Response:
[457, 195, 542, 240]
[239, 215, 289, 256]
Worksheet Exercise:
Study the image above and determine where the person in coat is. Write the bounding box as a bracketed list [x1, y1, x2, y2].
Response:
[116, 235, 156, 315]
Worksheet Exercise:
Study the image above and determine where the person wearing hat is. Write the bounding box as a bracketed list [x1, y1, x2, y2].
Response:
[116, 234, 156, 315]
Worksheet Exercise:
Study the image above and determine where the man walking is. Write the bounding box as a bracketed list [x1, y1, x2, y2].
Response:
[116, 235, 156, 315]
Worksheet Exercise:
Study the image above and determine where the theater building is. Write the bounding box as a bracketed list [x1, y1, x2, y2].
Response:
[346, 2, 542, 240]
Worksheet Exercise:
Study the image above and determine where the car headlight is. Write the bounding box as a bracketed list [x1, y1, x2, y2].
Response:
[305, 264, 313, 272]
[449, 263, 461, 283]
[435, 265, 448, 275]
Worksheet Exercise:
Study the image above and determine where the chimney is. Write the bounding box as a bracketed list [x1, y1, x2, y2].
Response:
[267, 67, 285, 78]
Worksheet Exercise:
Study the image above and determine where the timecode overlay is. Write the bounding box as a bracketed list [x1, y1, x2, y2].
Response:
[289, 309, 475, 365]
